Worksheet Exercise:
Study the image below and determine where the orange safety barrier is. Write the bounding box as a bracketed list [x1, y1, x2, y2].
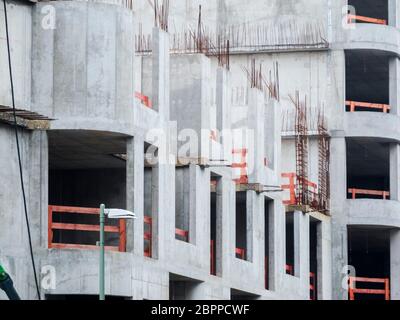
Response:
[135, 92, 152, 108]
[235, 247, 246, 260]
[281, 173, 318, 205]
[346, 101, 390, 113]
[210, 240, 216, 275]
[347, 14, 387, 25]
[48, 205, 126, 252]
[144, 216, 152, 257]
[175, 228, 189, 242]
[310, 272, 316, 300]
[285, 264, 294, 275]
[232, 148, 248, 184]
[349, 276, 390, 300]
[348, 188, 390, 200]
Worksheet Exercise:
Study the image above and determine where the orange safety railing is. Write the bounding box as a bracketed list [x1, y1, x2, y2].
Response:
[232, 148, 248, 184]
[144, 216, 152, 257]
[235, 247, 246, 260]
[135, 92, 152, 108]
[48, 205, 126, 252]
[210, 240, 216, 275]
[347, 14, 387, 25]
[281, 173, 318, 205]
[346, 101, 390, 113]
[285, 264, 294, 276]
[175, 228, 189, 242]
[349, 276, 390, 300]
[348, 188, 390, 200]
[310, 272, 317, 300]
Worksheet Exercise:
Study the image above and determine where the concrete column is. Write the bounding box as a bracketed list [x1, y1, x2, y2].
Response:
[316, 217, 333, 300]
[390, 143, 400, 201]
[329, 135, 349, 300]
[152, 27, 170, 120]
[267, 199, 282, 291]
[389, 57, 400, 116]
[216, 67, 231, 138]
[126, 136, 144, 255]
[247, 88, 264, 183]
[388, 0, 400, 28]
[390, 229, 400, 300]
[293, 211, 310, 289]
[29, 130, 48, 249]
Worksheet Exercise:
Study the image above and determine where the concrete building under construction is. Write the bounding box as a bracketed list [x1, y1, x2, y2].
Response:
[0, 0, 399, 300]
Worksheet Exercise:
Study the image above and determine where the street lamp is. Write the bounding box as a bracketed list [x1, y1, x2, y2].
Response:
[0, 264, 20, 300]
[99, 204, 136, 301]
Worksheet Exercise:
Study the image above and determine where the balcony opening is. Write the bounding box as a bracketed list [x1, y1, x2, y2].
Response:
[346, 138, 390, 200]
[347, 0, 388, 25]
[345, 50, 390, 113]
[144, 143, 159, 258]
[348, 226, 391, 300]
[285, 212, 295, 276]
[309, 218, 319, 300]
[48, 130, 127, 252]
[169, 274, 202, 300]
[175, 166, 190, 243]
[210, 174, 222, 276]
[230, 289, 260, 300]
[235, 191, 248, 261]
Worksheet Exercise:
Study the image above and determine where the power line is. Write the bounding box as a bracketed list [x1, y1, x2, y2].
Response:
[2, 0, 41, 300]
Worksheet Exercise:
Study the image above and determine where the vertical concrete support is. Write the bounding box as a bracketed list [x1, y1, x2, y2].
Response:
[389, 57, 400, 116]
[216, 67, 231, 139]
[265, 100, 281, 172]
[390, 143, 400, 201]
[29, 130, 48, 249]
[389, 0, 400, 28]
[152, 165, 160, 259]
[247, 89, 264, 183]
[390, 229, 400, 300]
[267, 199, 281, 291]
[215, 177, 224, 276]
[293, 211, 309, 287]
[126, 136, 144, 255]
[245, 191, 256, 262]
[152, 27, 170, 120]
[330, 135, 348, 300]
[316, 217, 333, 300]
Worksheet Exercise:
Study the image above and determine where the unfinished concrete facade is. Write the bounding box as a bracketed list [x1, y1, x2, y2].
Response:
[0, 0, 398, 300]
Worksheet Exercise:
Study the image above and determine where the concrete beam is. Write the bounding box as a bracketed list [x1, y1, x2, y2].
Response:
[390, 228, 400, 300]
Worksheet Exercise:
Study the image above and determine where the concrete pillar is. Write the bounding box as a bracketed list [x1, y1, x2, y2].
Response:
[390, 143, 400, 201]
[247, 88, 264, 183]
[216, 67, 231, 140]
[389, 57, 400, 116]
[126, 136, 144, 255]
[316, 217, 333, 300]
[28, 130, 48, 249]
[152, 27, 170, 120]
[293, 211, 309, 287]
[329, 135, 349, 300]
[266, 199, 281, 291]
[388, 0, 400, 28]
[390, 229, 400, 300]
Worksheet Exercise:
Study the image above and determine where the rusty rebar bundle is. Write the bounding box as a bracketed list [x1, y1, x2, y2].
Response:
[317, 108, 330, 214]
[290, 91, 309, 206]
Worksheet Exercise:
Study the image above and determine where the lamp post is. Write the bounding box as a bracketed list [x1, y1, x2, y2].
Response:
[0, 264, 20, 300]
[99, 204, 135, 301]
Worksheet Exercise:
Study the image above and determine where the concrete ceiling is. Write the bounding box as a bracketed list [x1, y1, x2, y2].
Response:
[346, 137, 390, 178]
[48, 130, 128, 170]
[346, 50, 390, 105]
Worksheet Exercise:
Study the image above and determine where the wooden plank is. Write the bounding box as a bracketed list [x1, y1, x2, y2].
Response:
[50, 243, 119, 252]
[51, 222, 119, 233]
[50, 205, 100, 214]
[119, 219, 126, 252]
